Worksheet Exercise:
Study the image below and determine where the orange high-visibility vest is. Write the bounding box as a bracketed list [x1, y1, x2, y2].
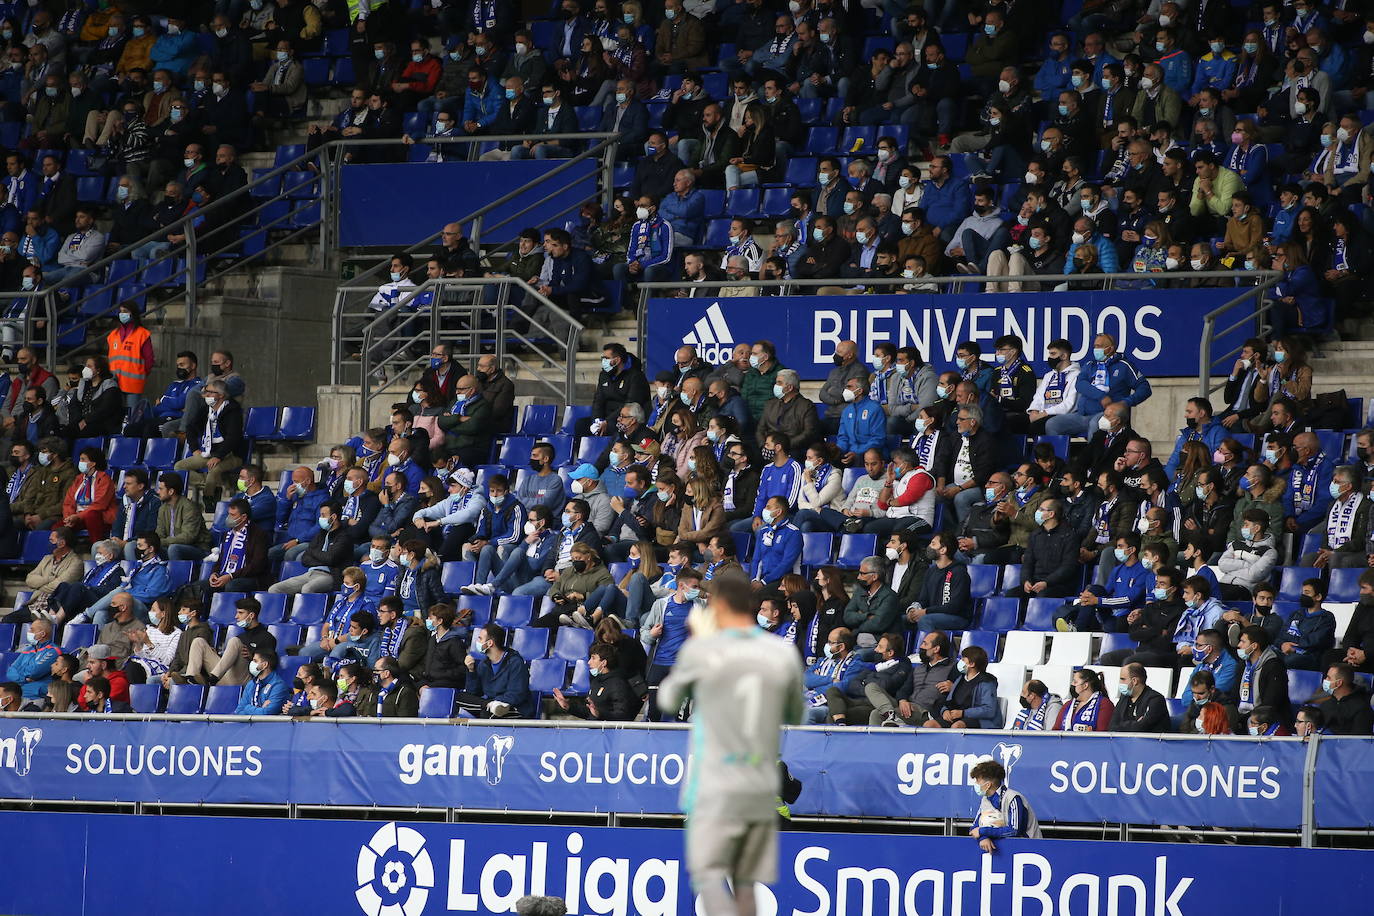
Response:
[107, 324, 152, 394]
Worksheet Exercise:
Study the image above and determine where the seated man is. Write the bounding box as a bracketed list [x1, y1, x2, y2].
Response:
[906, 532, 973, 632]
[151, 350, 201, 432]
[1300, 464, 1370, 569]
[865, 629, 957, 727]
[3, 617, 58, 702]
[749, 496, 802, 590]
[802, 626, 867, 725]
[1006, 497, 1081, 598]
[82, 532, 171, 626]
[1279, 577, 1336, 671]
[921, 644, 999, 729]
[455, 623, 534, 719]
[108, 469, 160, 562]
[1215, 508, 1280, 600]
[79, 675, 132, 713]
[269, 465, 329, 564]
[233, 648, 290, 715]
[546, 643, 637, 721]
[161, 599, 214, 686]
[412, 468, 486, 562]
[952, 471, 1012, 565]
[1054, 533, 1148, 632]
[44, 207, 108, 287]
[840, 557, 901, 649]
[823, 631, 910, 726]
[469, 505, 559, 596]
[182, 595, 276, 687]
[174, 379, 246, 510]
[156, 471, 212, 562]
[191, 498, 270, 601]
[1108, 663, 1170, 732]
[77, 646, 130, 710]
[1010, 679, 1064, 731]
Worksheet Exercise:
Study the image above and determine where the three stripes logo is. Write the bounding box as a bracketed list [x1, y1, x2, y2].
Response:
[682, 302, 736, 365]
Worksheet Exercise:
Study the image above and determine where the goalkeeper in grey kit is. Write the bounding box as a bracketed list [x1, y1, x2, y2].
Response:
[657, 576, 804, 916]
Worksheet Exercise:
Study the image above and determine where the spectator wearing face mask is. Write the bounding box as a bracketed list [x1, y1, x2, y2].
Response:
[1180, 669, 1242, 734]
[640, 569, 705, 720]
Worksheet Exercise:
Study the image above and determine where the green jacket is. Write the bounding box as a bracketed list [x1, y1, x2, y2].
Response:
[13, 460, 76, 523]
[740, 360, 784, 425]
[157, 495, 212, 549]
[438, 394, 493, 453]
[842, 584, 900, 636]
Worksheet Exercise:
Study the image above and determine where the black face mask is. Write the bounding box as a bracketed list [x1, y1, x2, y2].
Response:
[719, 456, 735, 472]
[1019, 695, 1032, 709]
[174, 367, 190, 380]
[529, 458, 544, 470]
[293, 677, 305, 690]
[1358, 446, 1370, 462]
[1299, 595, 1315, 609]
[209, 363, 224, 375]
[571, 559, 588, 573]
[832, 354, 844, 365]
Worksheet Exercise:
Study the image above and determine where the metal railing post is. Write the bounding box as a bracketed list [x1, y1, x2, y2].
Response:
[1302, 733, 1320, 847]
[183, 220, 198, 327]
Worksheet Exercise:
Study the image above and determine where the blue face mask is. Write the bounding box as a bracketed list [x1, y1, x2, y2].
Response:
[560, 512, 573, 528]
[757, 612, 770, 627]
[824, 643, 837, 658]
[1155, 41, 1166, 52]
[318, 517, 331, 530]
[1273, 350, 1287, 363]
[684, 587, 700, 601]
[623, 485, 640, 501]
[955, 356, 968, 369]
[1028, 235, 1043, 250]
[1330, 482, 1344, 499]
[1092, 347, 1106, 361]
[1114, 547, 1128, 562]
[1057, 103, 1069, 116]
[1152, 587, 1168, 601]
[425, 619, 438, 632]
[812, 227, 825, 242]
[1033, 509, 1045, 526]
[1194, 485, 1207, 500]
[984, 487, 997, 502]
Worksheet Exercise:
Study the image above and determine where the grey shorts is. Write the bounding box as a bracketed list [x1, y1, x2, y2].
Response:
[685, 817, 778, 889]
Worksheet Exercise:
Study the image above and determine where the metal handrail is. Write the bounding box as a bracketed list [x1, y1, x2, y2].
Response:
[632, 270, 1277, 368]
[334, 276, 583, 423]
[329, 133, 617, 291]
[1198, 273, 1285, 396]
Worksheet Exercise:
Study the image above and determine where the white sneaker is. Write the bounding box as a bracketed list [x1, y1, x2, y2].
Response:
[558, 614, 575, 626]
[462, 583, 495, 596]
[571, 611, 593, 629]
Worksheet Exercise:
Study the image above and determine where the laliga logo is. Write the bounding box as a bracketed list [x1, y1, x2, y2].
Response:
[682, 302, 735, 365]
[994, 742, 1023, 783]
[356, 822, 434, 916]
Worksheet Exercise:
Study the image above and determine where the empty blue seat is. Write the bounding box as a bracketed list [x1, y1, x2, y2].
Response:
[204, 685, 240, 715]
[567, 658, 591, 694]
[878, 124, 909, 149]
[495, 595, 536, 628]
[961, 630, 999, 662]
[254, 592, 289, 624]
[418, 686, 455, 717]
[760, 187, 792, 217]
[165, 684, 205, 714]
[1001, 564, 1023, 593]
[801, 532, 834, 570]
[268, 623, 302, 647]
[303, 57, 331, 86]
[781, 156, 817, 188]
[1023, 598, 1059, 631]
[1287, 669, 1322, 704]
[457, 594, 493, 626]
[513, 627, 549, 661]
[978, 597, 1020, 633]
[795, 97, 822, 124]
[274, 144, 306, 168]
[105, 437, 142, 467]
[441, 561, 476, 595]
[244, 406, 279, 441]
[128, 683, 163, 713]
[1329, 567, 1363, 603]
[1098, 632, 1134, 657]
[0, 622, 13, 650]
[519, 404, 557, 436]
[76, 175, 106, 203]
[166, 560, 195, 587]
[839, 126, 877, 153]
[18, 530, 48, 564]
[1315, 429, 1344, 456]
[497, 435, 535, 465]
[277, 407, 316, 442]
[553, 627, 593, 664]
[141, 437, 182, 469]
[560, 405, 593, 435]
[60, 623, 97, 652]
[725, 187, 760, 217]
[805, 126, 837, 155]
[575, 436, 610, 463]
[529, 658, 568, 698]
[543, 434, 573, 467]
[836, 533, 876, 569]
[968, 565, 999, 599]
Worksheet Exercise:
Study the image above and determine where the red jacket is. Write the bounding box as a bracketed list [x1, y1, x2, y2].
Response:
[78, 668, 130, 709]
[398, 56, 441, 95]
[2, 364, 53, 415]
[63, 471, 117, 525]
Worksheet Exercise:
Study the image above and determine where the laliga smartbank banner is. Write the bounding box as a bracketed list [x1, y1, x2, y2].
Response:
[645, 289, 1247, 381]
[1, 812, 1371, 915]
[0, 720, 1325, 827]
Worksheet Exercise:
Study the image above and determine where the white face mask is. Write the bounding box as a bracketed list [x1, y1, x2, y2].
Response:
[635, 206, 650, 221]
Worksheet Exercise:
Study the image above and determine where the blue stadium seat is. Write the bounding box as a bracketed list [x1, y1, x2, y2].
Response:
[968, 565, 999, 599]
[839, 126, 877, 153]
[322, 27, 349, 56]
[1299, 530, 1322, 559]
[836, 533, 876, 569]
[759, 187, 792, 217]
[204, 685, 240, 715]
[165, 685, 205, 714]
[105, 437, 142, 468]
[441, 561, 476, 595]
[1001, 564, 1023, 593]
[725, 187, 760, 217]
[567, 659, 591, 694]
[513, 627, 549, 661]
[303, 57, 331, 86]
[166, 560, 195, 588]
[795, 97, 822, 124]
[457, 594, 493, 625]
[575, 436, 610, 463]
[1315, 430, 1343, 455]
[575, 106, 600, 132]
[289, 593, 330, 625]
[702, 218, 733, 248]
[274, 144, 306, 168]
[608, 561, 632, 582]
[519, 404, 557, 436]
[255, 592, 288, 624]
[961, 630, 999, 662]
[497, 435, 535, 465]
[553, 627, 594, 664]
[76, 175, 107, 203]
[418, 686, 455, 717]
[1023, 598, 1059, 631]
[1099, 632, 1134, 657]
[1287, 669, 1322, 705]
[244, 407, 279, 441]
[281, 561, 306, 581]
[269, 623, 302, 648]
[1329, 567, 1363, 603]
[209, 592, 247, 626]
[141, 437, 182, 469]
[1277, 567, 1313, 602]
[277, 407, 317, 442]
[878, 124, 909, 149]
[60, 623, 97, 652]
[560, 405, 593, 434]
[13, 534, 46, 567]
[978, 597, 1020, 633]
[495, 595, 536, 628]
[529, 657, 568, 697]
[0, 622, 13, 650]
[781, 156, 817, 189]
[801, 532, 834, 570]
[805, 126, 837, 155]
[699, 188, 725, 216]
[543, 434, 573, 467]
[1033, 435, 1069, 461]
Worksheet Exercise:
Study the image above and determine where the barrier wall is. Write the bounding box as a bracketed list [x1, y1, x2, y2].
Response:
[646, 289, 1250, 380]
[4, 719, 1364, 830]
[1, 810, 1369, 915]
[338, 161, 599, 246]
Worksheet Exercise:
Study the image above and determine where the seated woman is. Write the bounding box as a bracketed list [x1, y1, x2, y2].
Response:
[539, 542, 614, 628]
[61, 446, 116, 542]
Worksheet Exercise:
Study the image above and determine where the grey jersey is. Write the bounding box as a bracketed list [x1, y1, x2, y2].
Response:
[658, 627, 804, 822]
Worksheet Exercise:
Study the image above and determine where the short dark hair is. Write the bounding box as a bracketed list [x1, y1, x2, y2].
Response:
[158, 472, 185, 495]
[235, 596, 261, 617]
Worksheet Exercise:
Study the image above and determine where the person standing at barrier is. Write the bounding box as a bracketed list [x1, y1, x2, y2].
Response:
[969, 759, 1041, 853]
[1045, 333, 1152, 438]
[657, 574, 802, 916]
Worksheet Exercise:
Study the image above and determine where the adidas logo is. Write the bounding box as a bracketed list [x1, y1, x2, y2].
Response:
[682, 302, 735, 365]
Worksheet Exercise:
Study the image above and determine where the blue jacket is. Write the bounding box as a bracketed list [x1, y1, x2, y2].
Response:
[18, 225, 58, 269]
[362, 559, 400, 601]
[1190, 651, 1241, 699]
[244, 486, 276, 527]
[626, 216, 673, 268]
[462, 80, 504, 128]
[1072, 352, 1151, 416]
[1063, 233, 1119, 274]
[1097, 560, 1149, 617]
[154, 376, 201, 420]
[390, 457, 425, 495]
[598, 100, 650, 153]
[546, 247, 603, 299]
[1226, 143, 1271, 206]
[6, 639, 59, 699]
[1271, 204, 1297, 245]
[1157, 49, 1193, 95]
[657, 189, 705, 242]
[919, 177, 972, 233]
[112, 493, 161, 543]
[804, 650, 869, 695]
[474, 497, 524, 546]
[936, 672, 1000, 729]
[150, 32, 200, 73]
[1189, 50, 1237, 96]
[1163, 419, 1227, 477]
[235, 671, 290, 715]
[753, 459, 802, 518]
[276, 486, 330, 543]
[1281, 607, 1337, 660]
[715, 393, 749, 430]
[1284, 454, 1333, 529]
[370, 492, 420, 539]
[1033, 54, 1072, 99]
[84, 559, 125, 597]
[125, 557, 171, 603]
[837, 396, 887, 455]
[1316, 42, 1351, 89]
[753, 519, 802, 583]
[471, 648, 535, 717]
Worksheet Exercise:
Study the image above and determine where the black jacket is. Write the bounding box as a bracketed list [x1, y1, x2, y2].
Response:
[489, 96, 537, 149]
[531, 102, 578, 138]
[108, 199, 157, 248]
[1125, 597, 1185, 656]
[299, 525, 354, 574]
[422, 629, 468, 689]
[591, 356, 650, 424]
[1073, 426, 1137, 481]
[1323, 687, 1374, 735]
[39, 172, 77, 236]
[1243, 647, 1291, 723]
[340, 490, 382, 544]
[185, 399, 247, 461]
[721, 467, 760, 523]
[957, 500, 1010, 552]
[932, 428, 997, 489]
[1339, 600, 1374, 671]
[692, 123, 740, 189]
[630, 150, 687, 203]
[1184, 497, 1235, 559]
[577, 672, 636, 721]
[794, 233, 851, 280]
[1021, 524, 1081, 596]
[379, 681, 421, 718]
[1109, 685, 1170, 732]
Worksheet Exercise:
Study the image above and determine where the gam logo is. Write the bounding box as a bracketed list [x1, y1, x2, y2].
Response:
[0, 726, 42, 776]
